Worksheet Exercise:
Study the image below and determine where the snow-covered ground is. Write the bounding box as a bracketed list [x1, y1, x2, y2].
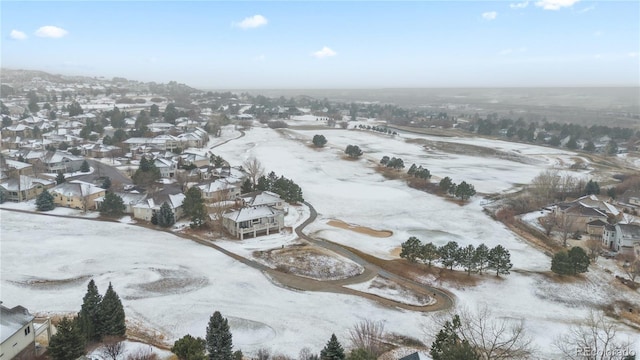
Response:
[345, 276, 436, 306]
[0, 199, 101, 218]
[2, 125, 638, 358]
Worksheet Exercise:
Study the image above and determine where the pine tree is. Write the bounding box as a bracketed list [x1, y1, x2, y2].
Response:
[240, 178, 253, 194]
[184, 187, 207, 229]
[48, 317, 86, 360]
[400, 236, 422, 263]
[78, 280, 103, 341]
[206, 311, 233, 360]
[100, 193, 126, 217]
[320, 334, 345, 360]
[439, 241, 460, 270]
[430, 315, 479, 360]
[551, 251, 573, 275]
[56, 172, 66, 184]
[473, 244, 490, 275]
[97, 282, 126, 337]
[312, 134, 327, 147]
[172, 334, 207, 360]
[157, 202, 176, 227]
[36, 189, 55, 211]
[421, 242, 439, 267]
[568, 246, 590, 274]
[488, 245, 512, 277]
[457, 244, 477, 275]
[81, 160, 90, 172]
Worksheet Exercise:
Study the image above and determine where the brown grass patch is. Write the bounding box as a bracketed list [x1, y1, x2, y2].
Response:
[327, 219, 393, 237]
[343, 245, 481, 287]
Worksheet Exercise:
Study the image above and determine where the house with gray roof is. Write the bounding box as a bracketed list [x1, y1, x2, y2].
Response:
[0, 304, 35, 360]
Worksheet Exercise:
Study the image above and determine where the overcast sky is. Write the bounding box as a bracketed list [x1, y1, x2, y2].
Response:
[2, 1, 639, 88]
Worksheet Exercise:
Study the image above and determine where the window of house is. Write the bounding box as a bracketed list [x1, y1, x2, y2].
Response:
[24, 326, 30, 335]
[252, 218, 260, 224]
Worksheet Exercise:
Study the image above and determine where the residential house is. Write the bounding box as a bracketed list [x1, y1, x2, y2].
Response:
[132, 192, 185, 222]
[49, 180, 106, 210]
[603, 224, 617, 249]
[0, 175, 55, 202]
[614, 223, 640, 252]
[95, 192, 147, 214]
[180, 152, 209, 168]
[618, 189, 640, 210]
[154, 158, 177, 178]
[222, 206, 284, 240]
[586, 219, 608, 240]
[194, 178, 240, 202]
[39, 151, 84, 173]
[554, 201, 609, 233]
[242, 190, 286, 210]
[0, 304, 35, 360]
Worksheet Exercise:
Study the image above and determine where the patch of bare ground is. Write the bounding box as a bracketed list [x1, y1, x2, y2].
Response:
[343, 246, 481, 288]
[253, 244, 364, 281]
[125, 320, 172, 350]
[125, 268, 209, 300]
[327, 219, 393, 238]
[10, 275, 93, 290]
[604, 300, 640, 331]
[405, 138, 538, 165]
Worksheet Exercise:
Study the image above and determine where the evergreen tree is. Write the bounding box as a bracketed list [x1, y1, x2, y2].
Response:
[551, 251, 573, 275]
[240, 178, 253, 194]
[157, 202, 176, 227]
[56, 172, 66, 184]
[102, 177, 112, 190]
[439, 177, 453, 193]
[407, 163, 417, 175]
[150, 104, 160, 117]
[172, 334, 207, 360]
[605, 140, 618, 155]
[421, 242, 439, 267]
[439, 241, 460, 270]
[400, 236, 422, 263]
[78, 280, 102, 341]
[100, 193, 126, 217]
[320, 334, 345, 360]
[184, 187, 207, 228]
[430, 315, 479, 360]
[132, 157, 161, 187]
[97, 282, 126, 337]
[48, 317, 86, 360]
[456, 244, 477, 275]
[344, 145, 363, 159]
[583, 141, 596, 152]
[206, 311, 233, 360]
[36, 189, 56, 211]
[80, 160, 90, 172]
[312, 134, 328, 147]
[584, 180, 600, 195]
[381, 156, 391, 166]
[455, 181, 476, 201]
[566, 136, 578, 150]
[473, 244, 490, 275]
[256, 175, 270, 191]
[68, 101, 84, 117]
[568, 246, 590, 274]
[488, 245, 512, 277]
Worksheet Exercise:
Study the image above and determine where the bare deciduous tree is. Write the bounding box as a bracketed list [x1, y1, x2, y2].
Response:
[243, 157, 264, 187]
[349, 319, 387, 358]
[298, 347, 315, 360]
[557, 213, 575, 247]
[540, 213, 556, 236]
[126, 347, 158, 360]
[101, 337, 125, 360]
[529, 170, 561, 206]
[622, 251, 640, 284]
[586, 238, 601, 263]
[426, 306, 535, 360]
[208, 187, 234, 235]
[256, 348, 271, 360]
[554, 311, 635, 360]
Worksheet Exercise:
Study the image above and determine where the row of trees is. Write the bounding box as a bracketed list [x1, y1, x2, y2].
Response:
[255, 171, 304, 203]
[379, 155, 404, 170]
[439, 177, 477, 200]
[407, 163, 432, 179]
[356, 124, 398, 135]
[400, 238, 513, 276]
[48, 280, 126, 360]
[551, 246, 590, 275]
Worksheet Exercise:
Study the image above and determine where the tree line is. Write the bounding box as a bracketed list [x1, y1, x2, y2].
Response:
[400, 237, 513, 276]
[254, 171, 304, 203]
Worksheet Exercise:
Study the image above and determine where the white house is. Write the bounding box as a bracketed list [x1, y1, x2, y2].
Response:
[614, 223, 640, 252]
[222, 206, 284, 240]
[132, 193, 185, 222]
[154, 158, 177, 178]
[0, 304, 35, 360]
[195, 178, 240, 202]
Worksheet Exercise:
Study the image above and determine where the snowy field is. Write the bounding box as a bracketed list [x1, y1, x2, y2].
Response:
[2, 125, 639, 358]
